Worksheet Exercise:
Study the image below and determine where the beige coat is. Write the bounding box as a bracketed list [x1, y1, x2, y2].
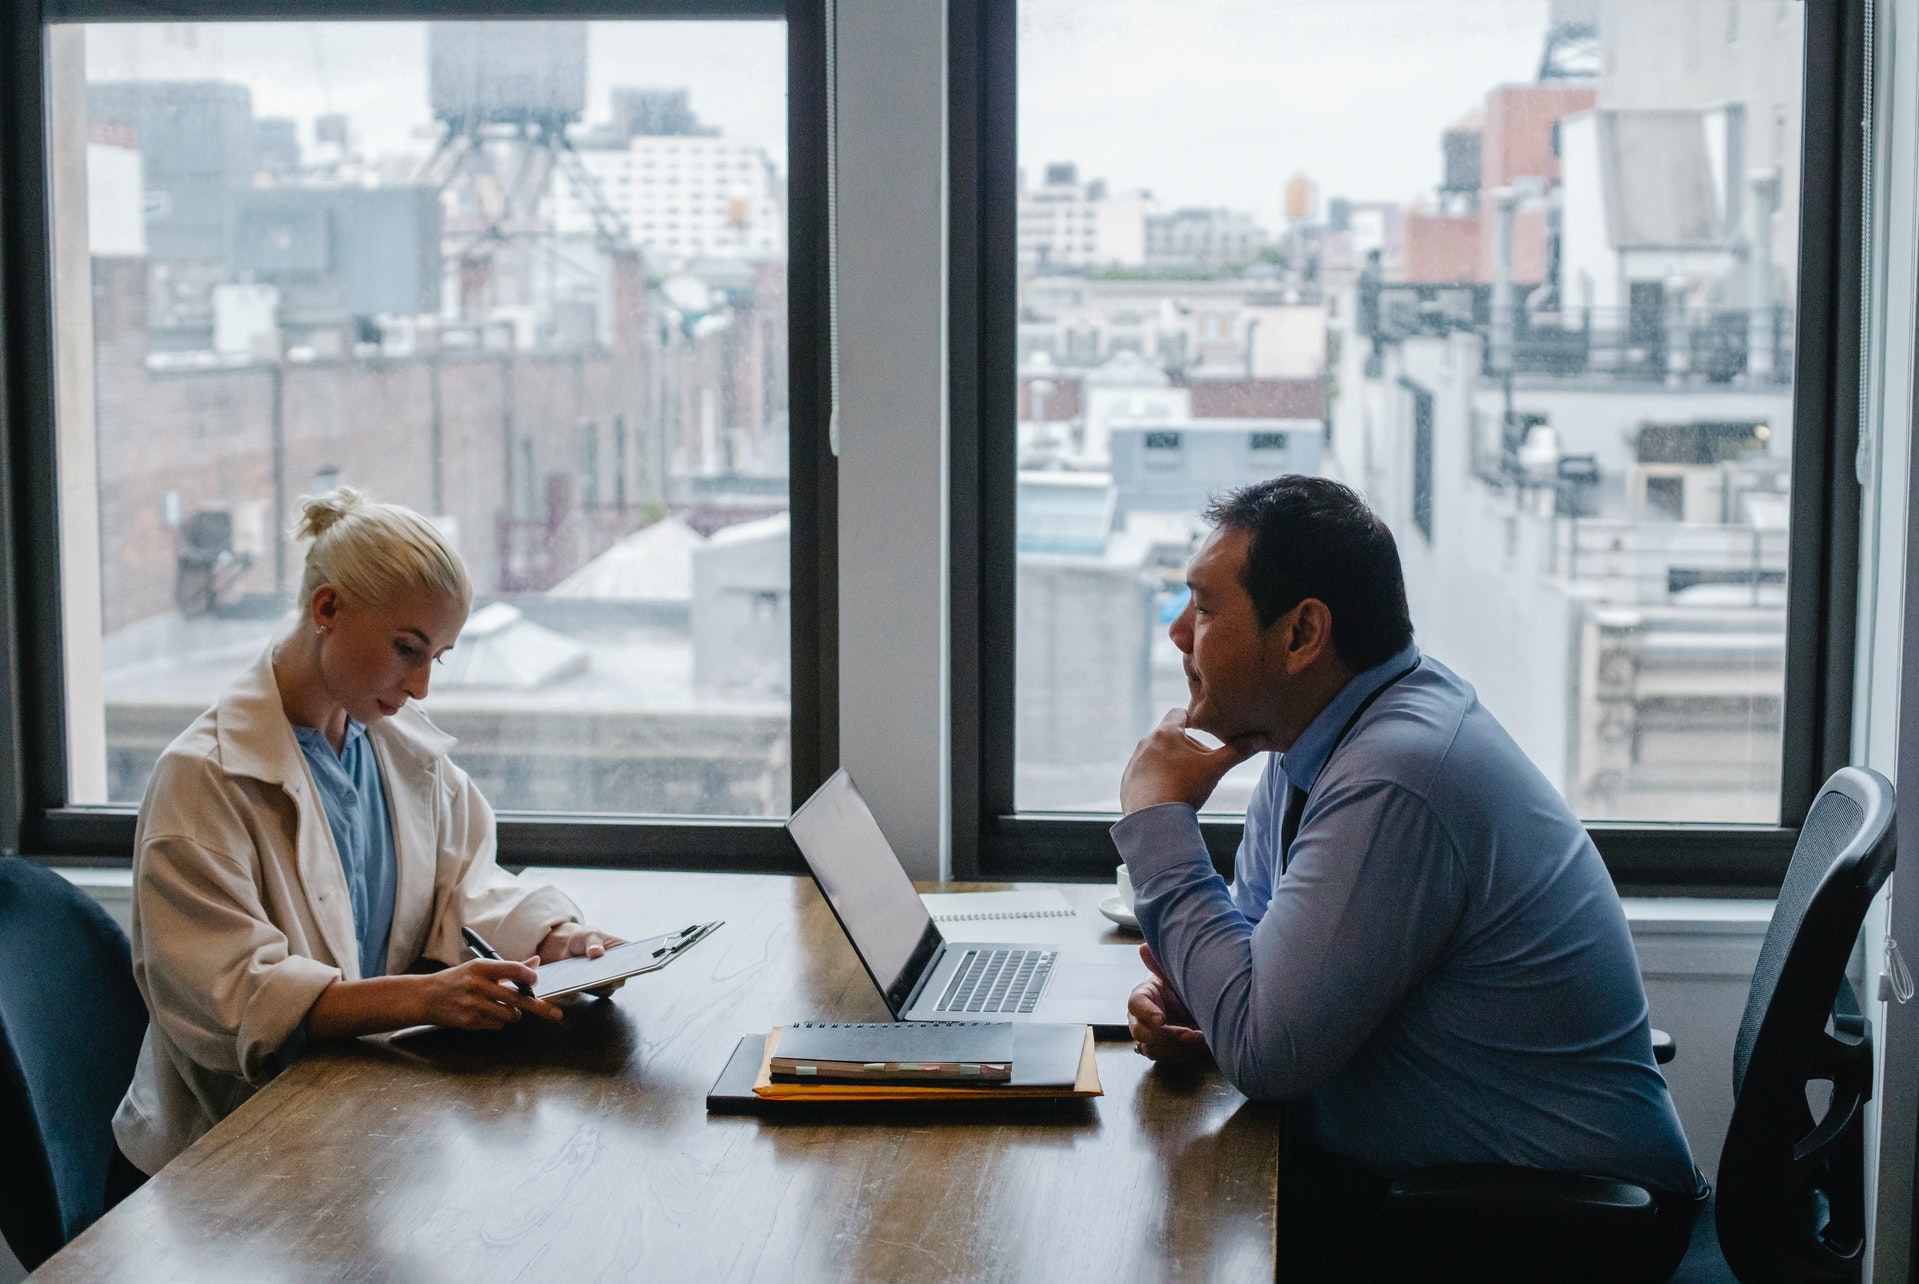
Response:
[112, 647, 580, 1173]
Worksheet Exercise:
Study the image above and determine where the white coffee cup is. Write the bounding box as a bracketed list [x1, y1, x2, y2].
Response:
[1115, 863, 1135, 913]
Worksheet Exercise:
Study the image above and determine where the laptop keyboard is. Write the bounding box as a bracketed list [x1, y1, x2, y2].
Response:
[933, 948, 1057, 1014]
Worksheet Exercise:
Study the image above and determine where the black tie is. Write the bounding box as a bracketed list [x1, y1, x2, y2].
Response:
[1279, 784, 1308, 873]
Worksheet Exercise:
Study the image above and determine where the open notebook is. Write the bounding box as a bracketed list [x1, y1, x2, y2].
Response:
[917, 890, 1080, 943]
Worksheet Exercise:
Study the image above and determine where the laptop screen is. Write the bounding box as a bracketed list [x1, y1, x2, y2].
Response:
[787, 770, 940, 1010]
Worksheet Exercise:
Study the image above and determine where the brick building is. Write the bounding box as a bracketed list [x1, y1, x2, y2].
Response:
[87, 250, 785, 634]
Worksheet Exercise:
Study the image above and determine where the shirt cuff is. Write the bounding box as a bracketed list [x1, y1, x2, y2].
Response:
[1110, 802, 1210, 885]
[264, 1019, 311, 1077]
[236, 952, 341, 1084]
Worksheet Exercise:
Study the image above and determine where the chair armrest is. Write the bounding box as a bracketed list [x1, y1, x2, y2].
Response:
[1386, 1165, 1657, 1222]
[1651, 1027, 1675, 1064]
[1383, 1165, 1670, 1278]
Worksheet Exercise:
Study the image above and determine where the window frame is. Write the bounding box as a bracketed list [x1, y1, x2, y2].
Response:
[0, 0, 832, 873]
[949, 0, 1868, 895]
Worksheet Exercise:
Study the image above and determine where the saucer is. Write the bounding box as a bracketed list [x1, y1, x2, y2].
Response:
[1098, 894, 1140, 932]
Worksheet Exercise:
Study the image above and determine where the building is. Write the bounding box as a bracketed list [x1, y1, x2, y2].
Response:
[1143, 205, 1270, 272]
[557, 131, 785, 264]
[1338, 321, 1790, 820]
[79, 182, 789, 811]
[609, 87, 716, 140]
[227, 185, 443, 339]
[84, 122, 146, 257]
[1016, 162, 1151, 270]
[1398, 84, 1595, 287]
[1107, 418, 1321, 518]
[1592, 0, 1804, 265]
[1324, 6, 1800, 824]
[554, 87, 786, 264]
[1018, 272, 1332, 381]
[86, 79, 259, 343]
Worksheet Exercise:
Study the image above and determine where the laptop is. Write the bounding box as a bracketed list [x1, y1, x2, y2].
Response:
[787, 769, 1149, 1037]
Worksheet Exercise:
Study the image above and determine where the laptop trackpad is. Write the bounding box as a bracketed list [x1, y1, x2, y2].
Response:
[1048, 960, 1148, 1000]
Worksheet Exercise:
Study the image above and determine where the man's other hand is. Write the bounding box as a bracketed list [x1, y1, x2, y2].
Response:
[1120, 708, 1264, 814]
[1128, 944, 1211, 1065]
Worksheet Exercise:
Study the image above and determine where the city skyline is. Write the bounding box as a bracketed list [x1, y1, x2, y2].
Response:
[1020, 0, 1549, 226]
[79, 20, 791, 173]
[76, 7, 1579, 240]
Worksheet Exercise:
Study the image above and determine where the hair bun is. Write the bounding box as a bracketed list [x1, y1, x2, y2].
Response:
[295, 486, 367, 542]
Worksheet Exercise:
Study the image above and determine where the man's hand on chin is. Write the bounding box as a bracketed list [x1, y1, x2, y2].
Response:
[1120, 708, 1267, 815]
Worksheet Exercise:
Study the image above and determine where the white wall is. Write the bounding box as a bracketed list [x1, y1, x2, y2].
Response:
[1480, 384, 1796, 482]
[1629, 901, 1770, 1179]
[1372, 333, 1581, 795]
[47, 29, 108, 807]
[84, 143, 144, 258]
[1557, 110, 1620, 311]
[1245, 303, 1326, 378]
[833, 0, 950, 880]
[1858, 0, 1919, 1275]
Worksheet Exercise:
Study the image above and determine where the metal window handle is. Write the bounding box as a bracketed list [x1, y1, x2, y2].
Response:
[1879, 937, 1913, 1005]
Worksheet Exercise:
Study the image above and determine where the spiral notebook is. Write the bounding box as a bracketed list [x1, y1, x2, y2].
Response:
[752, 1022, 1097, 1101]
[770, 1020, 1015, 1083]
[918, 891, 1079, 943]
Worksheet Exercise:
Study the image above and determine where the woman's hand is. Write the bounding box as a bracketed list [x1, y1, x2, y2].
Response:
[537, 922, 630, 999]
[413, 958, 564, 1030]
[305, 959, 563, 1040]
[538, 922, 625, 962]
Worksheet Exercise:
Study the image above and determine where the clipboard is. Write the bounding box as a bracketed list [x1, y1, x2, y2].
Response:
[531, 920, 723, 999]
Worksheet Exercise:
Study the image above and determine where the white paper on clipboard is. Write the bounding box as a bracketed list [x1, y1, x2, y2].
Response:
[532, 920, 723, 999]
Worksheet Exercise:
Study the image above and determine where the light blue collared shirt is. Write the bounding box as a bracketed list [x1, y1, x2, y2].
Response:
[293, 719, 398, 980]
[1112, 644, 1699, 1194]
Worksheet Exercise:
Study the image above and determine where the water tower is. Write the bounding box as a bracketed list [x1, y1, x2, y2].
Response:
[418, 21, 630, 323]
[1537, 0, 1599, 81]
[1283, 173, 1318, 226]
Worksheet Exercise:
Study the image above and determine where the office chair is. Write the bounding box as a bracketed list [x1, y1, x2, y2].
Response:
[1378, 765, 1896, 1284]
[0, 858, 149, 1271]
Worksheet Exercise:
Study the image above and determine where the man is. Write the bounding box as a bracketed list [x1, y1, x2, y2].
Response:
[1114, 476, 1700, 1267]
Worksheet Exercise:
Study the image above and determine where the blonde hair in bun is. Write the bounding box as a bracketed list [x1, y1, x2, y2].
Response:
[294, 486, 471, 612]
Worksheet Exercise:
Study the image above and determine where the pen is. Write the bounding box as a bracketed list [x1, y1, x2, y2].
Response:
[461, 926, 536, 999]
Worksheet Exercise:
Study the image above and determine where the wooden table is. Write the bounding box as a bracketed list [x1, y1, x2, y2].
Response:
[36, 872, 1279, 1282]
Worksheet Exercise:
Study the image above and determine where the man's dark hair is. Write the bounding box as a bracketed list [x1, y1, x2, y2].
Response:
[1202, 475, 1414, 671]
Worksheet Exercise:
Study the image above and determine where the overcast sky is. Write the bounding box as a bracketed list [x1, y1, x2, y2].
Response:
[81, 5, 1551, 228]
[1020, 0, 1550, 226]
[82, 20, 790, 170]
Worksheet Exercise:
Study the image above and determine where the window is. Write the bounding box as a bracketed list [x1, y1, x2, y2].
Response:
[955, 0, 1862, 884]
[3, 2, 829, 867]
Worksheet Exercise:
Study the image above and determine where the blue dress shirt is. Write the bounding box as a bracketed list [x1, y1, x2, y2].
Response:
[1112, 644, 1699, 1195]
[294, 719, 399, 980]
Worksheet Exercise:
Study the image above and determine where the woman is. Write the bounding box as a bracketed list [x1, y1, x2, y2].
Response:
[112, 488, 621, 1180]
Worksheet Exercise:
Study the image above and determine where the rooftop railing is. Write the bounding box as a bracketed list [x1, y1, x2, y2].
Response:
[1550, 516, 1789, 606]
[1360, 279, 1795, 386]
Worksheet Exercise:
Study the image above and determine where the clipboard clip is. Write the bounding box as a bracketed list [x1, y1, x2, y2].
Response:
[653, 920, 723, 960]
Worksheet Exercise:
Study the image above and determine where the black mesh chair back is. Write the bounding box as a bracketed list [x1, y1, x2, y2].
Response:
[0, 858, 149, 1271]
[1716, 766, 1895, 1283]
